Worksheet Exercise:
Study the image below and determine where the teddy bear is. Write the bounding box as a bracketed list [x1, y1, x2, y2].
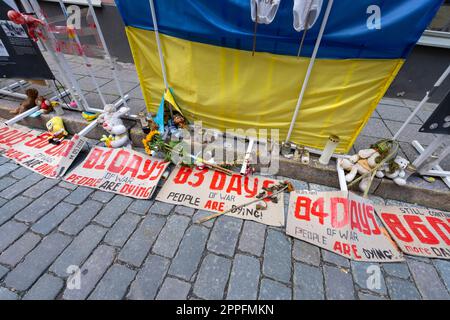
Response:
[338, 148, 383, 192]
[10, 88, 39, 114]
[35, 96, 52, 114]
[97, 104, 131, 148]
[377, 155, 410, 186]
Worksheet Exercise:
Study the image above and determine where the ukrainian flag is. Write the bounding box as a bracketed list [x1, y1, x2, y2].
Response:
[115, 0, 443, 153]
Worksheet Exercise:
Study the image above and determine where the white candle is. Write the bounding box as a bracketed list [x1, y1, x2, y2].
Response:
[319, 135, 340, 165]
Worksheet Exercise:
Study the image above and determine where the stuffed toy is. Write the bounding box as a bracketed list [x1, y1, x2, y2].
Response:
[377, 155, 411, 186]
[82, 111, 99, 122]
[7, 10, 46, 42]
[10, 88, 39, 114]
[340, 144, 413, 190]
[339, 148, 383, 192]
[173, 113, 187, 129]
[35, 96, 52, 114]
[98, 104, 131, 148]
[46, 117, 68, 145]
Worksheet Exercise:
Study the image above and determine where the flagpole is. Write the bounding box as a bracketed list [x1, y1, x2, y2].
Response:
[149, 0, 168, 90]
[285, 0, 334, 143]
[149, 0, 173, 117]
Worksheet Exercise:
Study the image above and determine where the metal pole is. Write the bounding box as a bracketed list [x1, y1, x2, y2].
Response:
[285, 0, 334, 143]
[4, 89, 70, 126]
[0, 81, 28, 99]
[0, 80, 27, 92]
[57, 0, 107, 106]
[85, 0, 129, 110]
[84, 93, 131, 114]
[78, 119, 98, 137]
[0, 89, 27, 99]
[393, 64, 450, 140]
[149, 0, 168, 90]
[411, 140, 450, 188]
[148, 0, 173, 117]
[5, 107, 40, 126]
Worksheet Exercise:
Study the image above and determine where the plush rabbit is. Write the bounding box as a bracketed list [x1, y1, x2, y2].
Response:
[380, 156, 410, 186]
[98, 104, 131, 148]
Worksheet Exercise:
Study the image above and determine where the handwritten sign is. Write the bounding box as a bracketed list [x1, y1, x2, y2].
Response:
[156, 166, 285, 226]
[1, 125, 85, 179]
[65, 146, 169, 199]
[286, 190, 404, 262]
[375, 206, 450, 259]
[0, 123, 34, 153]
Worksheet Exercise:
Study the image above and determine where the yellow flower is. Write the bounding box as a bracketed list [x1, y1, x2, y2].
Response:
[142, 130, 160, 156]
[143, 130, 160, 144]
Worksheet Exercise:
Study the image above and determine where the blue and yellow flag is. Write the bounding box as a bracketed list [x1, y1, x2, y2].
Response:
[115, 0, 443, 152]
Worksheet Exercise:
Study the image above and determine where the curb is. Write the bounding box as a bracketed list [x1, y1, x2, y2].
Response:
[1, 102, 449, 211]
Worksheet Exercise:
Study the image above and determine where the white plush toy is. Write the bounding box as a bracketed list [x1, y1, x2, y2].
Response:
[378, 155, 410, 186]
[340, 148, 411, 190]
[97, 104, 131, 148]
[338, 148, 382, 192]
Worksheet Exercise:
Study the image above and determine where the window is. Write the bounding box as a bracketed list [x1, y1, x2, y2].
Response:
[419, 1, 450, 49]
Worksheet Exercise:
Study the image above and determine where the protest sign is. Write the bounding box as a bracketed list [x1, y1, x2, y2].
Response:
[3, 130, 85, 179]
[65, 146, 169, 199]
[375, 206, 450, 259]
[286, 190, 404, 262]
[0, 123, 34, 153]
[156, 166, 285, 226]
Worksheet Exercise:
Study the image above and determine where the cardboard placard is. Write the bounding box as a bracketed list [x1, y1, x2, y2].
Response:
[156, 166, 285, 226]
[3, 129, 85, 179]
[0, 123, 34, 153]
[286, 190, 404, 262]
[65, 146, 169, 199]
[374, 206, 450, 259]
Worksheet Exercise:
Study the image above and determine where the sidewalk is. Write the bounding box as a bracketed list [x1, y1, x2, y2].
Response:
[0, 56, 449, 300]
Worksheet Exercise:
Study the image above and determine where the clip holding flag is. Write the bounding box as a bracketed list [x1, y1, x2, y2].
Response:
[250, 0, 281, 56]
[293, 0, 324, 57]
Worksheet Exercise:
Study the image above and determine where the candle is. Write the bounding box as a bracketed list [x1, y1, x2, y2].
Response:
[319, 135, 340, 165]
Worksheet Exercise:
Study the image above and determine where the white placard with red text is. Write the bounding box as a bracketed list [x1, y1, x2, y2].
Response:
[286, 190, 404, 262]
[0, 123, 34, 153]
[156, 166, 285, 226]
[1, 125, 85, 179]
[65, 146, 169, 199]
[374, 206, 450, 259]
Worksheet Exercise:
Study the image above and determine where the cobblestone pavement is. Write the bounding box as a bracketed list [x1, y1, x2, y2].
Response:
[0, 157, 449, 300]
